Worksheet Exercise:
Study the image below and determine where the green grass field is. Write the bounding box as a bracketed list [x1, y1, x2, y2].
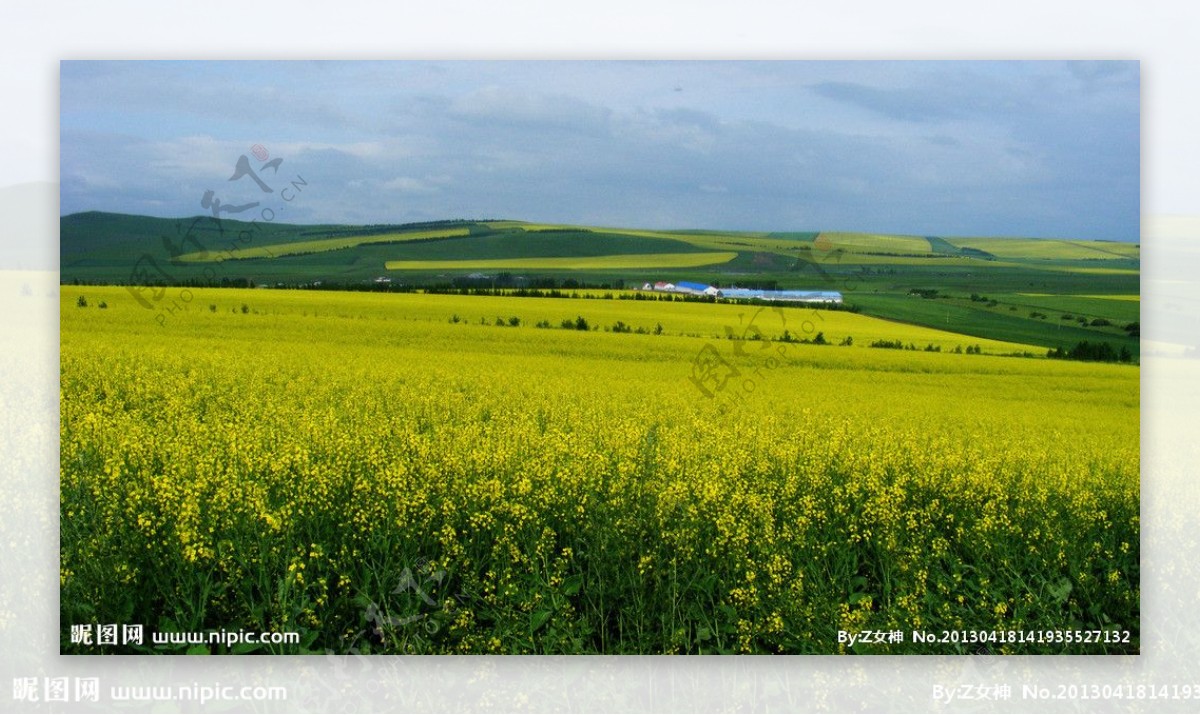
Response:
[851, 293, 1138, 354]
[1001, 294, 1141, 325]
[814, 232, 935, 255]
[947, 237, 1141, 260]
[1076, 294, 1139, 301]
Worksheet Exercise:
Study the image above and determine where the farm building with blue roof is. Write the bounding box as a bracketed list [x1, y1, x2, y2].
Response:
[640, 280, 839, 303]
[673, 281, 720, 296]
[719, 288, 843, 304]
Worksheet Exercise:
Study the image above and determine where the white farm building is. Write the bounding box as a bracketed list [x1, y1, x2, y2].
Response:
[718, 288, 843, 304]
[642, 281, 842, 304]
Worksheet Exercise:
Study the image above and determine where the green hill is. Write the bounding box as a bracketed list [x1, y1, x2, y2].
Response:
[60, 212, 1140, 353]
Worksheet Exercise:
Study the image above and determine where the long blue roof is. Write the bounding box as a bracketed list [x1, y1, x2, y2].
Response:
[720, 288, 842, 301]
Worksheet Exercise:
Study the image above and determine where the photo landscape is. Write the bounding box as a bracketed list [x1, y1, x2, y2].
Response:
[59, 61, 1140, 655]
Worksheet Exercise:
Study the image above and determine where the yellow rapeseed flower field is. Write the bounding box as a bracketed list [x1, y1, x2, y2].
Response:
[60, 286, 1138, 654]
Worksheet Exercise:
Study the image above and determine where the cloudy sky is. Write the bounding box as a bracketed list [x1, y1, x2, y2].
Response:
[60, 61, 1139, 240]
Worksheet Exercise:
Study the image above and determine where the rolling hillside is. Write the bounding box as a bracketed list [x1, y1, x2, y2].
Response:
[61, 212, 1140, 353]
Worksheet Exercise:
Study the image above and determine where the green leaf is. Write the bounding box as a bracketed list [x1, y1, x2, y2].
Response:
[1049, 578, 1073, 603]
[301, 630, 320, 649]
[530, 609, 553, 633]
[231, 642, 263, 655]
[562, 574, 584, 596]
[186, 644, 210, 655]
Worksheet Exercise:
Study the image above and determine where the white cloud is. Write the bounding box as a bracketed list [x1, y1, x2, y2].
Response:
[272, 141, 387, 160]
[450, 85, 611, 131]
[382, 176, 436, 193]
